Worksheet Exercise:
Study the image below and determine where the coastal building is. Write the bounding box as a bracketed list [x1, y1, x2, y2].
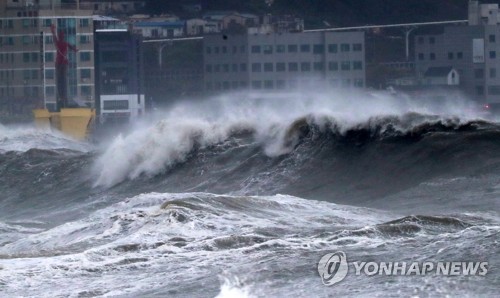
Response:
[0, 0, 95, 113]
[415, 1, 500, 108]
[94, 28, 144, 124]
[203, 31, 366, 92]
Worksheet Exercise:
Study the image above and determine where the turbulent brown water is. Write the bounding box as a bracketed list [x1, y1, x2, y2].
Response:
[0, 90, 499, 297]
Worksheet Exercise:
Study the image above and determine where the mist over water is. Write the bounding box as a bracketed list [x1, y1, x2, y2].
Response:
[0, 87, 499, 297]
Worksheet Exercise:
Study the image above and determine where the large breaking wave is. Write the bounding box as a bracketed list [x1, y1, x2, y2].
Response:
[91, 90, 499, 188]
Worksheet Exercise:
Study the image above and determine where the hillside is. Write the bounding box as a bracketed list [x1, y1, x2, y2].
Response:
[146, 0, 500, 28]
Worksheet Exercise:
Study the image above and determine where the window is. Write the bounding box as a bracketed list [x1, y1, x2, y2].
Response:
[300, 44, 310, 52]
[22, 36, 31, 45]
[103, 100, 128, 110]
[476, 86, 484, 95]
[80, 52, 91, 62]
[457, 52, 463, 59]
[276, 45, 285, 53]
[81, 69, 91, 79]
[46, 86, 55, 96]
[232, 46, 237, 54]
[341, 44, 350, 52]
[222, 81, 230, 90]
[341, 61, 351, 70]
[31, 52, 38, 62]
[328, 61, 338, 71]
[490, 68, 496, 78]
[23, 69, 30, 80]
[429, 37, 435, 44]
[251, 45, 261, 53]
[45, 52, 54, 62]
[328, 44, 338, 53]
[313, 62, 324, 71]
[79, 19, 89, 27]
[206, 82, 213, 90]
[214, 47, 219, 54]
[430, 53, 436, 60]
[353, 61, 363, 70]
[252, 63, 261, 72]
[206, 64, 212, 72]
[264, 80, 273, 89]
[232, 64, 238, 72]
[239, 81, 248, 88]
[418, 53, 424, 60]
[23, 53, 30, 63]
[240, 45, 245, 53]
[252, 81, 262, 89]
[418, 37, 424, 44]
[264, 63, 273, 72]
[22, 19, 30, 28]
[490, 34, 496, 42]
[45, 36, 53, 44]
[448, 52, 454, 60]
[80, 35, 90, 44]
[214, 65, 220, 72]
[313, 44, 324, 54]
[31, 69, 38, 79]
[43, 19, 52, 27]
[276, 62, 286, 72]
[45, 69, 54, 79]
[288, 62, 298, 71]
[221, 46, 227, 54]
[240, 63, 247, 72]
[353, 43, 362, 51]
[354, 79, 364, 87]
[288, 44, 298, 53]
[301, 62, 311, 71]
[474, 68, 484, 79]
[223, 64, 229, 72]
[206, 47, 211, 54]
[490, 51, 496, 59]
[263, 45, 273, 54]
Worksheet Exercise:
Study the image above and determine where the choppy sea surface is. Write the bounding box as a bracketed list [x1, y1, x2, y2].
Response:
[0, 90, 499, 297]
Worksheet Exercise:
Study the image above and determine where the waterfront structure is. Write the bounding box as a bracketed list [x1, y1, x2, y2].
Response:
[203, 30, 365, 92]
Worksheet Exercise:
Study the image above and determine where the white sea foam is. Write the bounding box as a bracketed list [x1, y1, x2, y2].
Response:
[0, 124, 92, 152]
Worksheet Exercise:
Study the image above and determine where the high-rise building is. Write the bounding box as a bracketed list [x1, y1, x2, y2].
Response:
[94, 28, 145, 125]
[203, 31, 365, 92]
[415, 1, 500, 109]
[0, 0, 95, 113]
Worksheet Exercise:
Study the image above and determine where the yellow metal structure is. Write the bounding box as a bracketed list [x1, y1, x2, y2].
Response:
[33, 108, 95, 140]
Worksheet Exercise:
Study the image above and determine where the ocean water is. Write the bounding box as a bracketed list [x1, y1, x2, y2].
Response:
[0, 89, 499, 297]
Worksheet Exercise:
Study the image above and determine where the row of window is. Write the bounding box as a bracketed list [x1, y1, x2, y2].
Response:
[206, 61, 363, 73]
[0, 51, 92, 63]
[206, 43, 363, 55]
[0, 68, 92, 80]
[206, 78, 364, 91]
[0, 34, 91, 47]
[0, 85, 92, 97]
[0, 18, 90, 29]
[418, 52, 464, 61]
